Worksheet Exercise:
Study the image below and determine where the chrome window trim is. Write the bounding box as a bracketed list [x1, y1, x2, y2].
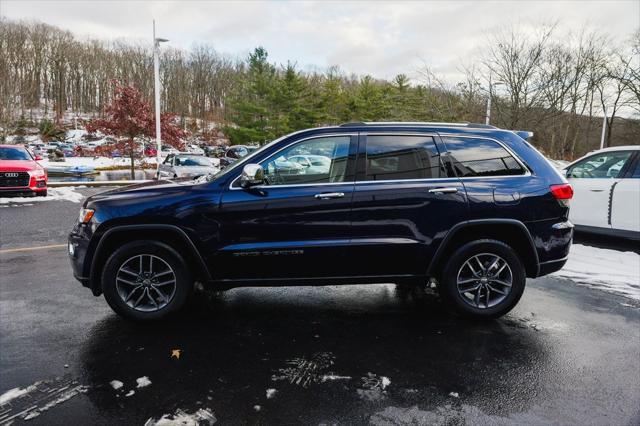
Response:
[228, 131, 532, 191]
[437, 133, 532, 178]
[229, 132, 357, 190]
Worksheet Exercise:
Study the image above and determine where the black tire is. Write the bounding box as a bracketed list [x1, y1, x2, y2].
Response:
[101, 240, 193, 321]
[36, 190, 47, 197]
[438, 239, 525, 319]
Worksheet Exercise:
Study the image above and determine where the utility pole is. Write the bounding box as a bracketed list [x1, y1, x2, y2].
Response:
[153, 20, 168, 177]
[600, 107, 607, 150]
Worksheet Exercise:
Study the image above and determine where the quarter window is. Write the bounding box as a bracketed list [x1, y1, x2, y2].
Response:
[567, 151, 633, 179]
[364, 135, 443, 181]
[260, 136, 350, 186]
[442, 137, 525, 177]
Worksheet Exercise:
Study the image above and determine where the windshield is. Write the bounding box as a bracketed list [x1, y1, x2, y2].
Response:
[175, 155, 212, 166]
[0, 147, 33, 160]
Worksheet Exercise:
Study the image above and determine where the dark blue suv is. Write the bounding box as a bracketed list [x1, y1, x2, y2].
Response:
[68, 122, 574, 320]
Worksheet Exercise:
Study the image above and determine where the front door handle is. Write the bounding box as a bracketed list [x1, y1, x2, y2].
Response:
[428, 187, 458, 194]
[314, 192, 345, 200]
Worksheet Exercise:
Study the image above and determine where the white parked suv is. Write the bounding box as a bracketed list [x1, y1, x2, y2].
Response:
[564, 146, 639, 239]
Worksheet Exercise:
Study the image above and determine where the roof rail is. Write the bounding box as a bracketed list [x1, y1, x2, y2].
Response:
[339, 121, 496, 129]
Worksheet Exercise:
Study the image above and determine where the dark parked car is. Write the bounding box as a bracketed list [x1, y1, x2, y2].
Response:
[69, 122, 573, 320]
[219, 145, 258, 168]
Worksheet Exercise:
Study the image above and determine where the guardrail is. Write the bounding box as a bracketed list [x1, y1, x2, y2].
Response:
[48, 180, 152, 187]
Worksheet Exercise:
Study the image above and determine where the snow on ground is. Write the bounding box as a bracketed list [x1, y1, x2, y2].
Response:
[0, 187, 85, 204]
[136, 376, 152, 388]
[109, 380, 124, 390]
[552, 244, 640, 300]
[144, 408, 217, 426]
[39, 156, 159, 170]
[0, 384, 38, 405]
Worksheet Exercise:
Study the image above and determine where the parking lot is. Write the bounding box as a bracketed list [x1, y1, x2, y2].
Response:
[1, 189, 639, 425]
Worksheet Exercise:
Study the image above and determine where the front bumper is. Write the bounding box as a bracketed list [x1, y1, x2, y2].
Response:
[68, 229, 93, 291]
[0, 184, 46, 196]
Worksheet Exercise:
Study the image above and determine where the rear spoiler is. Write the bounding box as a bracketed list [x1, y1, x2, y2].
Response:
[514, 130, 534, 140]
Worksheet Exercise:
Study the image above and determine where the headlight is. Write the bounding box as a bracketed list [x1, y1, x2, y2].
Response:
[28, 168, 46, 179]
[78, 208, 95, 224]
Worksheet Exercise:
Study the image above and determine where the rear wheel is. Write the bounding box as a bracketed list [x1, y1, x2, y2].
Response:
[438, 239, 525, 319]
[101, 240, 193, 321]
[36, 190, 47, 197]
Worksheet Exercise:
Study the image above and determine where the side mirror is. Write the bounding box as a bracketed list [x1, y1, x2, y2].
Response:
[240, 163, 264, 188]
[34, 155, 43, 161]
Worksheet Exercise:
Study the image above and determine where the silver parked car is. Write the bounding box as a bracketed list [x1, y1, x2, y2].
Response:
[157, 153, 219, 179]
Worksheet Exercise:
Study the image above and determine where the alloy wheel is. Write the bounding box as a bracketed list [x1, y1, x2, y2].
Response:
[115, 254, 177, 312]
[456, 252, 513, 309]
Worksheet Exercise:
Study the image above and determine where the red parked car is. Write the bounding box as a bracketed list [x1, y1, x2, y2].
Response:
[0, 144, 48, 197]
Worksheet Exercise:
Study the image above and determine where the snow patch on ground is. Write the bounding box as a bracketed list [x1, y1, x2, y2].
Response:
[0, 383, 38, 405]
[265, 388, 277, 399]
[552, 244, 640, 300]
[109, 380, 124, 390]
[144, 408, 217, 425]
[125, 390, 135, 397]
[39, 156, 159, 170]
[321, 374, 351, 382]
[136, 376, 152, 388]
[0, 187, 85, 204]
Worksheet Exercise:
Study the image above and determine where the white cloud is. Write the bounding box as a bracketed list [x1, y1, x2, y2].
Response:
[2, 0, 638, 83]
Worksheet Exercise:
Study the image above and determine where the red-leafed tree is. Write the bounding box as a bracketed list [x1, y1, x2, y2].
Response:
[86, 81, 187, 179]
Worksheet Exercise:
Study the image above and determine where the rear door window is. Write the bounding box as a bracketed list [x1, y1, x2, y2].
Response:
[363, 135, 443, 181]
[442, 136, 525, 177]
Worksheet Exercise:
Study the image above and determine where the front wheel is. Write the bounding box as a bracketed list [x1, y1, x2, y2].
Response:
[101, 241, 193, 321]
[438, 239, 525, 319]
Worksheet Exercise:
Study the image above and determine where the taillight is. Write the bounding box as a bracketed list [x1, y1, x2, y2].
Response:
[549, 183, 573, 207]
[550, 184, 573, 200]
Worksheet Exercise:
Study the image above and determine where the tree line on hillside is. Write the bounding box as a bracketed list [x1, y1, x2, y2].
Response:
[0, 17, 638, 159]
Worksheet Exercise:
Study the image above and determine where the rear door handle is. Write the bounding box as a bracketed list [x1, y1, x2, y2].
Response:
[314, 192, 345, 199]
[428, 187, 458, 194]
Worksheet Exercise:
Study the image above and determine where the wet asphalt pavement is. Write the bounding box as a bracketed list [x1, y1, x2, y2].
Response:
[1, 189, 639, 425]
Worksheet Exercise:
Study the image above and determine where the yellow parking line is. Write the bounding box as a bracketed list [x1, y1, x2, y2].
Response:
[0, 244, 67, 254]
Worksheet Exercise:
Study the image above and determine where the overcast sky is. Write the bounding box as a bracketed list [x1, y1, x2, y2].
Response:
[1, 0, 638, 83]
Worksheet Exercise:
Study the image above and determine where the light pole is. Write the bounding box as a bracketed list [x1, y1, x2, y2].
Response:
[485, 94, 491, 125]
[599, 106, 607, 150]
[485, 75, 504, 125]
[153, 20, 168, 177]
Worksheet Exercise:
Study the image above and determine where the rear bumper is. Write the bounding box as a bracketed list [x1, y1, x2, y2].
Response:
[525, 219, 573, 277]
[538, 256, 568, 276]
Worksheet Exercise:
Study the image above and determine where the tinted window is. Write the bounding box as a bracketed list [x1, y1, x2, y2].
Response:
[260, 136, 350, 185]
[567, 151, 633, 179]
[443, 137, 525, 177]
[364, 135, 442, 181]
